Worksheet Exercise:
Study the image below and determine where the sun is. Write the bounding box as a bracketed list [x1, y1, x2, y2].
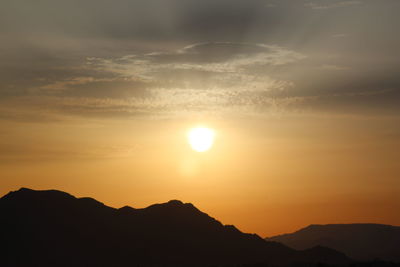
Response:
[187, 127, 215, 152]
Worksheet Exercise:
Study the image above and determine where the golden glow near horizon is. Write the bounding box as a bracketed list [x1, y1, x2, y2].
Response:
[188, 127, 215, 152]
[1, 0, 400, 238]
[1, 117, 400, 237]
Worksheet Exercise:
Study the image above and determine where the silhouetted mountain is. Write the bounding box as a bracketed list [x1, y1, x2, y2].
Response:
[266, 224, 400, 262]
[1, 188, 349, 267]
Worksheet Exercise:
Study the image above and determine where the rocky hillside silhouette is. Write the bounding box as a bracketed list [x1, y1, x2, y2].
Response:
[1, 188, 349, 267]
[266, 224, 400, 262]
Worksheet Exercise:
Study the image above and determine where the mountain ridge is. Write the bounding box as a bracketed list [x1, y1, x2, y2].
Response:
[1, 188, 350, 267]
[266, 223, 400, 262]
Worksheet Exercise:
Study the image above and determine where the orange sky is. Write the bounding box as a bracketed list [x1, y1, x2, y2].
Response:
[1, 114, 399, 237]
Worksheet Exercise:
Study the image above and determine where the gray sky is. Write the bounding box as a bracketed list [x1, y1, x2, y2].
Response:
[1, 0, 400, 119]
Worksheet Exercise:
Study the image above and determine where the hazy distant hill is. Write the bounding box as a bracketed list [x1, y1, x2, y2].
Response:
[266, 224, 400, 262]
[0, 188, 349, 267]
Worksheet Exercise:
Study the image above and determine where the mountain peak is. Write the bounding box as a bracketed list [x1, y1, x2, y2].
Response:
[167, 199, 184, 205]
[146, 199, 198, 211]
[119, 205, 136, 211]
[267, 223, 400, 262]
[1, 187, 75, 201]
[17, 187, 33, 192]
[0, 188, 112, 213]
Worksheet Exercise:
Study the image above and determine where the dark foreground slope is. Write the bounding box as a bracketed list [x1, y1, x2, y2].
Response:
[1, 188, 348, 267]
[266, 224, 400, 262]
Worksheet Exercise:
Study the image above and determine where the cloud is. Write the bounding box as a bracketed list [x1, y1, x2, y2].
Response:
[70, 42, 304, 116]
[305, 0, 363, 9]
[0, 42, 306, 120]
[87, 42, 304, 90]
[321, 64, 350, 71]
[1, 0, 400, 120]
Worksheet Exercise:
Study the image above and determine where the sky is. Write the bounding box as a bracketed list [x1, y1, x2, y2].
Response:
[1, 0, 400, 237]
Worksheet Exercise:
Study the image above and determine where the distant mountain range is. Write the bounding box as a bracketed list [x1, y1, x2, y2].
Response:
[0, 188, 349, 267]
[266, 224, 400, 262]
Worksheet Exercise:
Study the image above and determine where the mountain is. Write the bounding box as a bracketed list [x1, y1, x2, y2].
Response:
[0, 188, 349, 267]
[266, 224, 400, 262]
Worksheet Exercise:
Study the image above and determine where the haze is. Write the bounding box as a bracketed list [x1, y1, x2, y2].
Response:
[1, 0, 399, 237]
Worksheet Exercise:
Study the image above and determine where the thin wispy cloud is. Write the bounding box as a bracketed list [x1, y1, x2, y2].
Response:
[305, 0, 363, 10]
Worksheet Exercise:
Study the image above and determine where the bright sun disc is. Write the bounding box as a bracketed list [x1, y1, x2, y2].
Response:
[188, 127, 215, 152]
